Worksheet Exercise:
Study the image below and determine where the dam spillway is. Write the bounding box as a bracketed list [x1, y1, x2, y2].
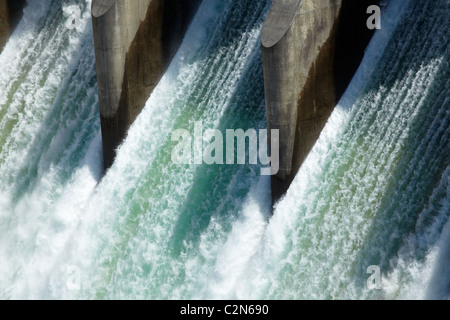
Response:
[0, 0, 448, 300]
[92, 0, 380, 202]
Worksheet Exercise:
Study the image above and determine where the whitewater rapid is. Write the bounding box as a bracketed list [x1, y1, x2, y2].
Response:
[0, 0, 448, 300]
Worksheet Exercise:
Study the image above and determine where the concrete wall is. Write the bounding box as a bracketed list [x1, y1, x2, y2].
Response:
[0, 0, 26, 51]
[262, 0, 378, 203]
[92, 0, 200, 170]
[0, 1, 9, 50]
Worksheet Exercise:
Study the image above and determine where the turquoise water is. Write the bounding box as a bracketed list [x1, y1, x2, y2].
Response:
[0, 0, 448, 299]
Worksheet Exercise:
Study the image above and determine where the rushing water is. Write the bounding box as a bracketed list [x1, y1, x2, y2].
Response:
[0, 0, 448, 299]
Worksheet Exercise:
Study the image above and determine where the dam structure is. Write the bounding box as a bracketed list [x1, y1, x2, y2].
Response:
[91, 0, 379, 193]
[262, 0, 379, 202]
[92, 0, 201, 170]
[0, 0, 449, 300]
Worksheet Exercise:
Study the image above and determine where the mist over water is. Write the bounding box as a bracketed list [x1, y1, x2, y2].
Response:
[0, 0, 448, 300]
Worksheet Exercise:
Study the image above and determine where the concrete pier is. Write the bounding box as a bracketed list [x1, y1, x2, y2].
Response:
[0, 0, 26, 51]
[262, 0, 379, 203]
[92, 0, 200, 170]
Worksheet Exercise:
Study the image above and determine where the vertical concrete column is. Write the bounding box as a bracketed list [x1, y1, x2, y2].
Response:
[262, 0, 343, 202]
[262, 0, 380, 203]
[0, 0, 26, 51]
[92, 0, 153, 170]
[0, 0, 10, 49]
[92, 0, 201, 170]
